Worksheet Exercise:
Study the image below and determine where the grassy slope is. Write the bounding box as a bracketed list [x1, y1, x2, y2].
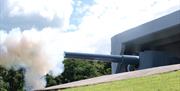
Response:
[62, 70, 180, 91]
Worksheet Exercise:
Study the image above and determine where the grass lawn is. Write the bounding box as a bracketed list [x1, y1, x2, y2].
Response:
[62, 70, 180, 91]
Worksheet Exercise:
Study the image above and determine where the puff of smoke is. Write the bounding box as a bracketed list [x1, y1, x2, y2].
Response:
[0, 28, 64, 91]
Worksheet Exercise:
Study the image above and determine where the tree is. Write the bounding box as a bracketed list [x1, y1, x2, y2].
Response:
[0, 58, 111, 89]
[46, 59, 111, 87]
[0, 67, 24, 91]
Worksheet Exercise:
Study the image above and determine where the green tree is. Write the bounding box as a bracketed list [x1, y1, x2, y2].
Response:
[0, 58, 111, 90]
[0, 67, 9, 91]
[0, 67, 24, 91]
[46, 59, 111, 87]
[0, 76, 8, 91]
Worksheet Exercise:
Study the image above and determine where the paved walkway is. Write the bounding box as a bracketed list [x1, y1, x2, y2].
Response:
[36, 64, 180, 91]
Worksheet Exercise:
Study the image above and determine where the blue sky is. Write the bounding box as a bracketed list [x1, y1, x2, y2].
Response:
[69, 0, 95, 26]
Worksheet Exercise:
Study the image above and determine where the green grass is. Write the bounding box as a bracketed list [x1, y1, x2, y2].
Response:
[62, 70, 180, 91]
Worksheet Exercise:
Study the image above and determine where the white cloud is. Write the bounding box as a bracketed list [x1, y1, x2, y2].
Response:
[73, 0, 180, 54]
[1, 0, 180, 55]
[7, 0, 73, 30]
[79, 0, 180, 33]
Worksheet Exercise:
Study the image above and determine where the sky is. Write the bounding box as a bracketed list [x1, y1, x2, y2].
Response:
[0, 0, 180, 54]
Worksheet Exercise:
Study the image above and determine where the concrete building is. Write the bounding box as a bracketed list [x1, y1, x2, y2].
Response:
[111, 10, 180, 74]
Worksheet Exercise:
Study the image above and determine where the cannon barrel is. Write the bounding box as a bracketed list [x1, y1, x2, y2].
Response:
[64, 52, 139, 65]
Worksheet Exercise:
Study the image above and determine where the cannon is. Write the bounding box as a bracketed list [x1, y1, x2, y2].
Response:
[64, 51, 180, 73]
[64, 52, 139, 64]
[64, 52, 139, 71]
[64, 10, 180, 74]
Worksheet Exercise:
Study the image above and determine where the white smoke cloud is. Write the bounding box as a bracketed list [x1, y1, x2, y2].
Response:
[0, 28, 65, 90]
[0, 1, 74, 89]
[0, 27, 100, 90]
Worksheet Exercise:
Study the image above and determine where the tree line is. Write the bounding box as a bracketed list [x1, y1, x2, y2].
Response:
[0, 59, 111, 91]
